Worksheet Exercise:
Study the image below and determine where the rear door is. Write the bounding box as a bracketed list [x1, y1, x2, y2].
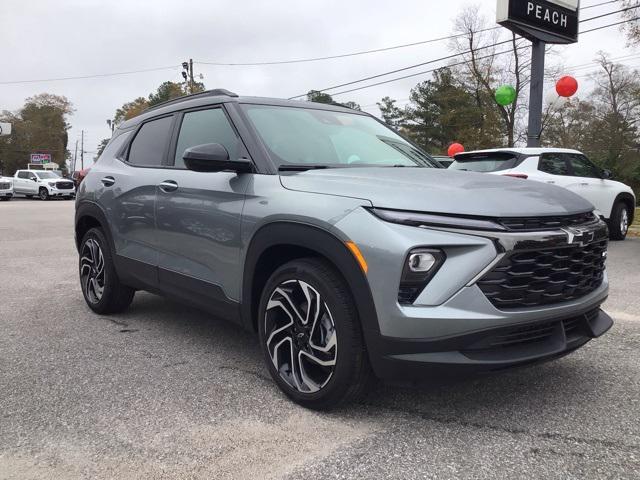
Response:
[13, 171, 29, 193]
[154, 106, 252, 314]
[97, 115, 176, 288]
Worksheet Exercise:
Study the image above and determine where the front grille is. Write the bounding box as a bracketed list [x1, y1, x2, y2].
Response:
[0, 182, 10, 189]
[56, 181, 74, 190]
[478, 239, 607, 309]
[498, 211, 597, 231]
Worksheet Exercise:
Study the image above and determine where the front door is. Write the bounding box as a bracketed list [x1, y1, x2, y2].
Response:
[155, 107, 252, 315]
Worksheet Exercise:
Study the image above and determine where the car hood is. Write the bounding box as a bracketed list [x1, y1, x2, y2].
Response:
[279, 167, 593, 217]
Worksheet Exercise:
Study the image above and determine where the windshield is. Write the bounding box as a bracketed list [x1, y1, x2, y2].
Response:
[241, 104, 436, 169]
[35, 171, 58, 179]
[449, 155, 517, 173]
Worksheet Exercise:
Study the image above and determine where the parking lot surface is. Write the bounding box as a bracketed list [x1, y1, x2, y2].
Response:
[1, 198, 639, 479]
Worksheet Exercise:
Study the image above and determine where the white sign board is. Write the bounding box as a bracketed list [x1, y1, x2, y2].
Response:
[0, 122, 11, 136]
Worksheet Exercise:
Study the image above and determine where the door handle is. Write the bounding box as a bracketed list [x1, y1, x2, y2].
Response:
[101, 176, 115, 187]
[159, 180, 178, 192]
[579, 183, 589, 186]
[546, 180, 555, 184]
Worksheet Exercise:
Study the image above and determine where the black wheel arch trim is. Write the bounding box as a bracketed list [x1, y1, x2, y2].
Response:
[241, 221, 380, 338]
[612, 193, 635, 223]
[75, 200, 116, 255]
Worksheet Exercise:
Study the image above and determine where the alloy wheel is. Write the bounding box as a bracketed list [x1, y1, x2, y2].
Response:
[264, 279, 337, 393]
[620, 208, 629, 235]
[80, 238, 105, 304]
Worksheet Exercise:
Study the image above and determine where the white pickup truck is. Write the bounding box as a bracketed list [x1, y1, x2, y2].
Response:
[13, 169, 75, 200]
[0, 176, 13, 200]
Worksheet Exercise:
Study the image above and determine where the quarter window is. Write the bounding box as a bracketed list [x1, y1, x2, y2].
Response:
[569, 155, 601, 178]
[173, 108, 240, 168]
[539, 154, 569, 176]
[128, 116, 173, 167]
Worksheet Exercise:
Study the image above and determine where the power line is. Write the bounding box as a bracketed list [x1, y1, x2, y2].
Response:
[581, 4, 639, 22]
[292, 16, 640, 99]
[582, 0, 620, 10]
[0, 65, 180, 86]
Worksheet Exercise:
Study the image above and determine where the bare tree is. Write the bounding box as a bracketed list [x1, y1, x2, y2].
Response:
[450, 5, 530, 147]
[619, 1, 640, 45]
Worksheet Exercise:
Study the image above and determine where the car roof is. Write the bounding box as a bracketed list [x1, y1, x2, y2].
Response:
[118, 90, 369, 130]
[460, 147, 583, 156]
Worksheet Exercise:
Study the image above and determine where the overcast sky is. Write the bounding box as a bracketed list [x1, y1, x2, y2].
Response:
[1, 0, 637, 166]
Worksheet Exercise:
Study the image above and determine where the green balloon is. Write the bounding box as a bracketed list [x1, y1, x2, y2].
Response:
[495, 85, 517, 106]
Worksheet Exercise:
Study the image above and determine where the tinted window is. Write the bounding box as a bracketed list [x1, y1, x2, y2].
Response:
[17, 171, 29, 179]
[174, 109, 240, 168]
[128, 116, 173, 166]
[539, 154, 569, 176]
[449, 154, 517, 173]
[569, 155, 601, 178]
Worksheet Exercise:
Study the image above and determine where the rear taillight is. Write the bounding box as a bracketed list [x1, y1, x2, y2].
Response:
[502, 173, 528, 179]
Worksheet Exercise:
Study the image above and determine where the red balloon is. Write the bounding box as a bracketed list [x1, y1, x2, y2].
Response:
[448, 143, 465, 157]
[556, 76, 578, 97]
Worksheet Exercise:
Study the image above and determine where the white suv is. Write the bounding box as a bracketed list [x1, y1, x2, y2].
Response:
[450, 148, 636, 240]
[13, 170, 76, 200]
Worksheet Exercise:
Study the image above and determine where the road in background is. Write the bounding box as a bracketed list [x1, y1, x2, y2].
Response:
[1, 200, 639, 479]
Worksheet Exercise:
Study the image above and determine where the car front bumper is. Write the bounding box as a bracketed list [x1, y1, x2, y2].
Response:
[334, 207, 612, 380]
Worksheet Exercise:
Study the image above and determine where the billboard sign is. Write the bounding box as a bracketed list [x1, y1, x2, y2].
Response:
[497, 0, 580, 44]
[30, 153, 52, 164]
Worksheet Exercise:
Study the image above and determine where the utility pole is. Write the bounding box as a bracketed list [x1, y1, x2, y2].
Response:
[73, 140, 78, 172]
[527, 40, 546, 148]
[80, 130, 84, 170]
[189, 58, 195, 93]
[182, 59, 196, 94]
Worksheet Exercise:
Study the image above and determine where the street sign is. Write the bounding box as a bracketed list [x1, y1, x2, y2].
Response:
[30, 153, 52, 164]
[0, 122, 11, 136]
[497, 0, 580, 44]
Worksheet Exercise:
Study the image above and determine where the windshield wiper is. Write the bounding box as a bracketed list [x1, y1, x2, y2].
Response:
[278, 164, 333, 172]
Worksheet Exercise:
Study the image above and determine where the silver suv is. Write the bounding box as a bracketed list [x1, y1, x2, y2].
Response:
[76, 90, 613, 409]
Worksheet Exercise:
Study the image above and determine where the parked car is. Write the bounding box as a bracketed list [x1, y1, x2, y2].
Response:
[71, 168, 90, 188]
[13, 169, 76, 200]
[0, 176, 13, 201]
[449, 148, 636, 240]
[76, 90, 612, 409]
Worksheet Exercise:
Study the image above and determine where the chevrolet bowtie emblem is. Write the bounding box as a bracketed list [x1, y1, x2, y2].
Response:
[562, 227, 595, 246]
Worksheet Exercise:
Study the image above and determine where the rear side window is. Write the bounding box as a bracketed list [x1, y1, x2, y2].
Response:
[539, 154, 570, 176]
[128, 116, 173, 167]
[173, 108, 240, 168]
[449, 153, 518, 173]
[569, 154, 601, 178]
[17, 171, 29, 179]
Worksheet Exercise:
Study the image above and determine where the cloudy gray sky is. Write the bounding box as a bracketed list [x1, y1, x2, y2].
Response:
[1, 0, 638, 166]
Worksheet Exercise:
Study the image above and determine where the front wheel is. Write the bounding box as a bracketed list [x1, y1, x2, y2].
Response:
[79, 228, 135, 314]
[609, 202, 632, 241]
[258, 258, 374, 410]
[39, 188, 49, 201]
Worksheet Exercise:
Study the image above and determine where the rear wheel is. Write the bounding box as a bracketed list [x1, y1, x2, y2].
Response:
[258, 258, 374, 410]
[39, 188, 49, 201]
[79, 227, 135, 314]
[609, 201, 631, 241]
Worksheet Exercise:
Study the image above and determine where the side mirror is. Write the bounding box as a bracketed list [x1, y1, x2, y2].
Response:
[183, 143, 253, 173]
[31, 177, 38, 182]
[601, 169, 612, 179]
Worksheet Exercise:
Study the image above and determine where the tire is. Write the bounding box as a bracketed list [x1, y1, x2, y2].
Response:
[39, 188, 49, 201]
[257, 258, 374, 410]
[79, 227, 135, 314]
[609, 201, 631, 241]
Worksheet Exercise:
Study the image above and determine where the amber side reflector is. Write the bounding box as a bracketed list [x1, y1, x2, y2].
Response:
[345, 241, 368, 274]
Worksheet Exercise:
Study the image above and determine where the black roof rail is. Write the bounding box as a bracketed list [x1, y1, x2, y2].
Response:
[143, 89, 239, 113]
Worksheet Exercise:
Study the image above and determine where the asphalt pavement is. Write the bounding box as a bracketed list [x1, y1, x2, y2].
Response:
[1, 198, 639, 479]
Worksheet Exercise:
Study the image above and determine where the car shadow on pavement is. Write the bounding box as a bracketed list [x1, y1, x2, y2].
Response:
[106, 291, 616, 426]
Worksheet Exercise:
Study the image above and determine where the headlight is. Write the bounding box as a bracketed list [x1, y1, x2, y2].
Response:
[399, 248, 446, 305]
[48, 182, 56, 187]
[369, 208, 506, 232]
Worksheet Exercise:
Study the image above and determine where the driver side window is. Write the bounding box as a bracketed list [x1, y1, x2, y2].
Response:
[569, 155, 601, 179]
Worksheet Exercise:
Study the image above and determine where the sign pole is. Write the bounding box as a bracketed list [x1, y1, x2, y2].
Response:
[527, 39, 546, 148]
